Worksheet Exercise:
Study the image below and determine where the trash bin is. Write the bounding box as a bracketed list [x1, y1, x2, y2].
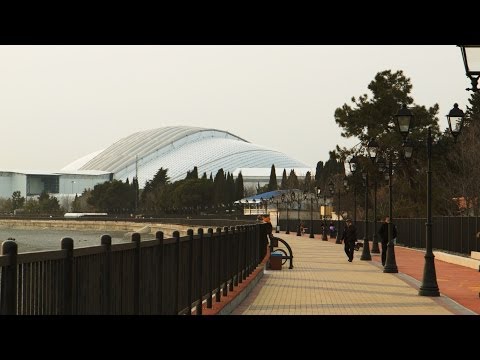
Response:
[276, 225, 280, 232]
[270, 251, 283, 270]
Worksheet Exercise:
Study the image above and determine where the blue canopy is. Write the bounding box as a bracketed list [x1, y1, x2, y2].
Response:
[234, 189, 303, 204]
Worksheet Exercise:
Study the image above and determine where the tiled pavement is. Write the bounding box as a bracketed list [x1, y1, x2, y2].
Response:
[232, 232, 477, 315]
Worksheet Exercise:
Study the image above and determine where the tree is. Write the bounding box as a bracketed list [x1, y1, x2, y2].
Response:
[268, 164, 278, 191]
[280, 169, 288, 190]
[334, 69, 440, 217]
[185, 166, 198, 180]
[11, 191, 25, 210]
[440, 92, 480, 215]
[286, 169, 299, 189]
[314, 161, 324, 187]
[234, 172, 244, 200]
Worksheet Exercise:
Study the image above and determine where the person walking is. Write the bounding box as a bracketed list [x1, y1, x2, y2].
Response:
[378, 216, 397, 266]
[341, 218, 357, 262]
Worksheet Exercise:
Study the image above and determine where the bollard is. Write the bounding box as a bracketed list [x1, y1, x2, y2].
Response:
[131, 232, 141, 315]
[206, 228, 214, 309]
[196, 228, 204, 315]
[156, 231, 164, 315]
[187, 229, 194, 315]
[173, 230, 180, 314]
[101, 234, 112, 315]
[1, 240, 18, 315]
[61, 237, 73, 315]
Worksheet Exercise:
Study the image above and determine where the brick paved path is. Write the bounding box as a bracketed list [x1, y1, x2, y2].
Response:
[232, 233, 475, 315]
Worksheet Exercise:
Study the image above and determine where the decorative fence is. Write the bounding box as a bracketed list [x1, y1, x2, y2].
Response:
[0, 223, 268, 315]
[279, 216, 480, 256]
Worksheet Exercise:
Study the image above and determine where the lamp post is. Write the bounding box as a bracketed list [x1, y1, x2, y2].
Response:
[292, 191, 302, 236]
[459, 45, 480, 92]
[333, 180, 343, 244]
[371, 156, 385, 254]
[348, 156, 359, 227]
[304, 190, 315, 239]
[270, 196, 280, 233]
[320, 188, 328, 240]
[281, 193, 290, 234]
[360, 170, 371, 261]
[397, 103, 465, 295]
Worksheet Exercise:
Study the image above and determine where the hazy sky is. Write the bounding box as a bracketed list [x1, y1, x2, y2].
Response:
[0, 45, 470, 171]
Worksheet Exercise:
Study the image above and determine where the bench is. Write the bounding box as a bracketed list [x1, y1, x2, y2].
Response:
[268, 233, 294, 269]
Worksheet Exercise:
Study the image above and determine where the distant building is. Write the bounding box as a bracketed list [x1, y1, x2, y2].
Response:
[0, 126, 312, 200]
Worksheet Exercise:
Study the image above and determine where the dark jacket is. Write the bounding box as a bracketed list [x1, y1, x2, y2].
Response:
[378, 222, 397, 243]
[341, 224, 357, 243]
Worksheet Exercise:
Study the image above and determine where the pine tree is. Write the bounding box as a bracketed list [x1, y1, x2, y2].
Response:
[268, 164, 278, 191]
[280, 169, 288, 189]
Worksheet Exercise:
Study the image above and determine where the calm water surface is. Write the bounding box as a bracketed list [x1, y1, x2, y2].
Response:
[0, 227, 157, 253]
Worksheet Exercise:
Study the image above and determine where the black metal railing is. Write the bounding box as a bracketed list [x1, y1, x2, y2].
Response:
[0, 223, 268, 315]
[279, 217, 480, 256]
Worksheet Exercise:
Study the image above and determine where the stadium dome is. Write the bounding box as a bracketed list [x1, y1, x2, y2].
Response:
[62, 126, 311, 187]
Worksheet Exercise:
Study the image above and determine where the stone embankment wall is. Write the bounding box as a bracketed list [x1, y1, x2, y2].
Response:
[0, 219, 196, 237]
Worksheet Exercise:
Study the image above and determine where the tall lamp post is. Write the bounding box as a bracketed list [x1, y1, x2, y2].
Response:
[320, 188, 328, 240]
[348, 156, 359, 227]
[281, 193, 290, 234]
[360, 170, 371, 261]
[397, 103, 465, 295]
[459, 45, 480, 93]
[371, 155, 385, 254]
[293, 191, 302, 236]
[332, 180, 344, 244]
[304, 190, 315, 239]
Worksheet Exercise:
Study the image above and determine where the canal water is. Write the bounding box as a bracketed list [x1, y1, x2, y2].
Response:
[0, 227, 157, 253]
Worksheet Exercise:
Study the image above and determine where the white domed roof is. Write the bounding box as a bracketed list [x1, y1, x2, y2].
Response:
[63, 126, 310, 187]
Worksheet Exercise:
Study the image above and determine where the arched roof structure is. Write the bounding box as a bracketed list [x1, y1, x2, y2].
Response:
[62, 126, 311, 187]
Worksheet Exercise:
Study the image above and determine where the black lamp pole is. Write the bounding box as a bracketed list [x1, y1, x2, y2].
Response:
[371, 179, 380, 253]
[383, 159, 398, 273]
[322, 189, 328, 240]
[418, 104, 465, 295]
[309, 195, 314, 238]
[335, 188, 342, 244]
[360, 172, 372, 261]
[418, 126, 440, 295]
[276, 200, 280, 233]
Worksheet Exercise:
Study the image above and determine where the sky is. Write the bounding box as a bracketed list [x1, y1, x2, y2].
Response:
[0, 45, 471, 172]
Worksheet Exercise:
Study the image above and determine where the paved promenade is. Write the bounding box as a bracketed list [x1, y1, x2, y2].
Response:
[232, 232, 477, 315]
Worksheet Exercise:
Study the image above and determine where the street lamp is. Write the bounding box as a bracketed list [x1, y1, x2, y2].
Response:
[304, 190, 315, 239]
[397, 103, 465, 295]
[281, 193, 290, 234]
[459, 45, 480, 92]
[291, 191, 302, 236]
[332, 180, 343, 244]
[320, 188, 328, 241]
[360, 170, 371, 261]
[371, 155, 386, 254]
[348, 156, 358, 227]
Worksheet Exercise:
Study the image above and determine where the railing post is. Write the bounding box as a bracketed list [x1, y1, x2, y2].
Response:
[156, 231, 164, 315]
[196, 228, 204, 315]
[207, 228, 214, 309]
[1, 240, 18, 315]
[229, 227, 235, 291]
[101, 234, 112, 315]
[187, 229, 194, 315]
[173, 230, 181, 314]
[61, 237, 73, 315]
[222, 226, 229, 297]
[234, 226, 241, 286]
[215, 227, 222, 302]
[243, 226, 248, 280]
[131, 232, 141, 315]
